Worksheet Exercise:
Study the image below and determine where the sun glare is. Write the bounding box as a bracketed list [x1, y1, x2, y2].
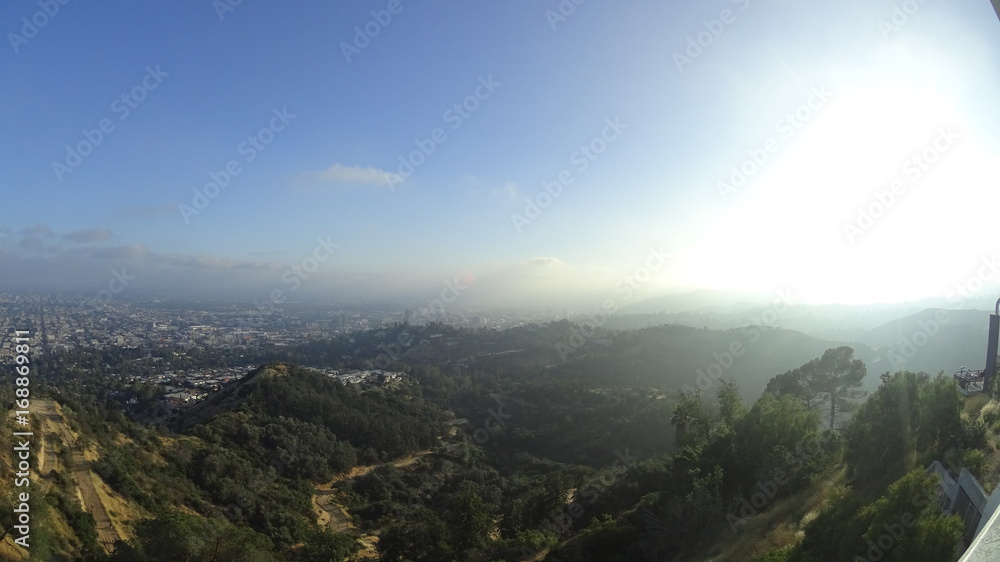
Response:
[679, 81, 995, 304]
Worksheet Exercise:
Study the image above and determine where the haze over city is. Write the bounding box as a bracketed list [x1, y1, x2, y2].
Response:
[3, 0, 1000, 308]
[6, 3, 1000, 561]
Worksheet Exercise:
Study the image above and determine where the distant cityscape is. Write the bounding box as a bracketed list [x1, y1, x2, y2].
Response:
[0, 291, 576, 413]
[155, 366, 405, 410]
[0, 291, 575, 359]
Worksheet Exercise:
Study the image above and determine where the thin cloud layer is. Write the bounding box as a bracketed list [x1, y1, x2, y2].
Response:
[297, 164, 403, 188]
[63, 228, 114, 244]
[22, 224, 54, 237]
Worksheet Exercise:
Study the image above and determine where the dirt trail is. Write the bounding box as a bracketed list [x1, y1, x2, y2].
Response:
[313, 492, 353, 532]
[311, 450, 433, 559]
[36, 399, 121, 553]
[319, 450, 432, 489]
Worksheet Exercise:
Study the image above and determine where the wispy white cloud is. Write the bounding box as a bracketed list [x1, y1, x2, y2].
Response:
[77, 244, 276, 271]
[492, 182, 518, 201]
[63, 228, 114, 244]
[86, 244, 150, 261]
[296, 164, 403, 188]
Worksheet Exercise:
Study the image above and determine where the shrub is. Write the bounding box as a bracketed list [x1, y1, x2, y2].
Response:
[981, 400, 1000, 425]
[753, 545, 794, 562]
[963, 449, 988, 479]
[963, 417, 989, 450]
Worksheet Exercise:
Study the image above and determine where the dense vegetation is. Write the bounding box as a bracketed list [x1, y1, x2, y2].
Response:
[0, 320, 992, 560]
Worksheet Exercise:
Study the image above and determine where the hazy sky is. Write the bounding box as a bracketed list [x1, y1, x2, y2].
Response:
[2, 1, 999, 307]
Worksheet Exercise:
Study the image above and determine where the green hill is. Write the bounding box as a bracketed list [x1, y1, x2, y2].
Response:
[853, 308, 991, 376]
[16, 320, 993, 561]
[552, 323, 879, 400]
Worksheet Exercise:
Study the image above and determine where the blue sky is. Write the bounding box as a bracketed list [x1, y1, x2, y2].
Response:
[2, 0, 1000, 307]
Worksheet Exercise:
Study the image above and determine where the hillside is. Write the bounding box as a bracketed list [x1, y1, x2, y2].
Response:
[9, 361, 457, 561]
[616, 294, 955, 339]
[14, 318, 994, 561]
[175, 362, 273, 430]
[0, 390, 138, 560]
[853, 308, 991, 376]
[176, 362, 448, 474]
[551, 323, 879, 400]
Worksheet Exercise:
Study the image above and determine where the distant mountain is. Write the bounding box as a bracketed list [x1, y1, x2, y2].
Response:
[557, 308, 997, 402]
[619, 290, 1000, 347]
[755, 303, 931, 339]
[618, 288, 774, 314]
[553, 323, 880, 401]
[851, 308, 992, 377]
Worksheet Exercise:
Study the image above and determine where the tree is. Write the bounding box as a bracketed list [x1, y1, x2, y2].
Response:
[296, 528, 359, 562]
[729, 393, 822, 494]
[854, 469, 962, 561]
[108, 511, 275, 561]
[671, 391, 712, 449]
[768, 347, 866, 431]
[915, 374, 963, 453]
[377, 507, 453, 562]
[797, 469, 962, 561]
[844, 372, 962, 486]
[813, 347, 867, 431]
[716, 379, 746, 430]
[445, 482, 495, 552]
[764, 368, 817, 408]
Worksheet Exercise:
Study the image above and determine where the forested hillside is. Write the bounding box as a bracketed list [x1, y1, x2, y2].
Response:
[1, 321, 993, 561]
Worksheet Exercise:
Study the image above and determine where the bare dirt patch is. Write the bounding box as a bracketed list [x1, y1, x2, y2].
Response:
[313, 450, 434, 560]
[36, 399, 123, 553]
